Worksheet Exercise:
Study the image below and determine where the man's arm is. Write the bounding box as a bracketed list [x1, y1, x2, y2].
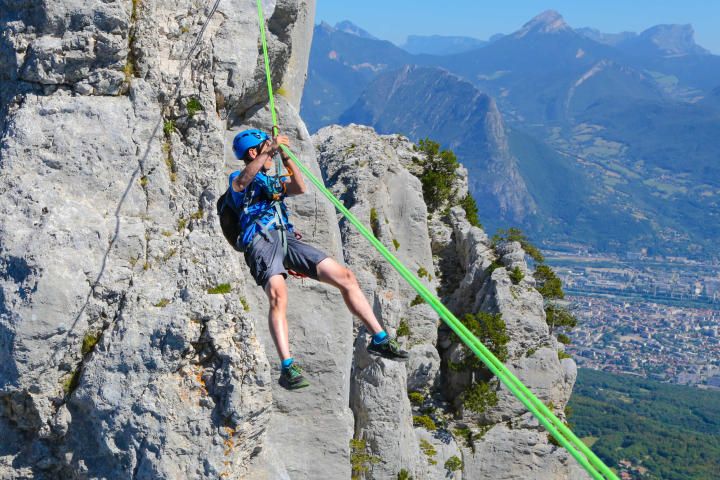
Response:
[280, 148, 306, 196]
[231, 135, 289, 192]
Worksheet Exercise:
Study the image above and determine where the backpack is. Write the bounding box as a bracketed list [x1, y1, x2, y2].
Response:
[217, 188, 243, 252]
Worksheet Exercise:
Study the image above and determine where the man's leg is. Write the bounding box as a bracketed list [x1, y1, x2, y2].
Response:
[264, 273, 309, 389]
[316, 257, 383, 335]
[264, 274, 291, 361]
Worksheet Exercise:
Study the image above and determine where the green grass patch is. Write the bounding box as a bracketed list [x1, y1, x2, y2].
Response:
[186, 97, 203, 118]
[462, 380, 499, 414]
[413, 415, 437, 431]
[207, 283, 231, 294]
[410, 294, 425, 307]
[370, 207, 380, 237]
[62, 369, 81, 396]
[163, 120, 176, 136]
[350, 438, 380, 479]
[444, 456, 463, 472]
[396, 470, 413, 480]
[240, 296, 250, 311]
[487, 260, 503, 275]
[558, 350, 572, 360]
[419, 439, 437, 465]
[509, 266, 524, 284]
[451, 312, 508, 367]
[81, 333, 99, 357]
[459, 193, 482, 228]
[397, 319, 411, 337]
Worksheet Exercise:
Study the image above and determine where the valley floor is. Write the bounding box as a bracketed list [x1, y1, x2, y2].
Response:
[543, 252, 720, 388]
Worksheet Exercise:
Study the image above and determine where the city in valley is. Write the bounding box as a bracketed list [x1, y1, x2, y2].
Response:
[543, 250, 720, 389]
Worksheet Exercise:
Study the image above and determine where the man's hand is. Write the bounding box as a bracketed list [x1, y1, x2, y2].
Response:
[278, 140, 307, 195]
[269, 134, 290, 156]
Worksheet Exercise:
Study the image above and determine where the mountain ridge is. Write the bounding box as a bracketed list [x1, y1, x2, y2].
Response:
[301, 12, 720, 259]
[333, 19, 378, 40]
[339, 65, 536, 224]
[400, 34, 487, 55]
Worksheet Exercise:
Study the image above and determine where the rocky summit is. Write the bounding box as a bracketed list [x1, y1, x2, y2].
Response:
[2, 1, 586, 479]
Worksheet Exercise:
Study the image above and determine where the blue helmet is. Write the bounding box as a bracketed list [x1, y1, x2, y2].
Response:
[233, 129, 270, 159]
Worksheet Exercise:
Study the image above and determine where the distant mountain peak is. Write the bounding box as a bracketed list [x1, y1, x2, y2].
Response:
[399, 34, 487, 55]
[334, 20, 378, 40]
[317, 21, 335, 33]
[638, 24, 709, 55]
[515, 10, 572, 38]
[576, 27, 637, 46]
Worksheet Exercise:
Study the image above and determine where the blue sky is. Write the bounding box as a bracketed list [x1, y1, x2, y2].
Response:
[315, 0, 720, 54]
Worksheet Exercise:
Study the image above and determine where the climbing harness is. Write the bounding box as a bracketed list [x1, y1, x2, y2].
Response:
[253, 1, 621, 479]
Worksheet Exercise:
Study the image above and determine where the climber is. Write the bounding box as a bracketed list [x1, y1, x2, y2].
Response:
[226, 128, 408, 390]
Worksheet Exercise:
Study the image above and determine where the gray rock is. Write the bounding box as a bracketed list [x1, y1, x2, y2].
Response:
[440, 205, 577, 425]
[351, 348, 424, 480]
[462, 419, 591, 480]
[313, 124, 440, 353]
[2, 0, 129, 95]
[270, 0, 317, 109]
[415, 428, 464, 480]
[313, 124, 454, 479]
[406, 344, 441, 395]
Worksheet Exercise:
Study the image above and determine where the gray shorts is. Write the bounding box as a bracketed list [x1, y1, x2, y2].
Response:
[243, 229, 329, 288]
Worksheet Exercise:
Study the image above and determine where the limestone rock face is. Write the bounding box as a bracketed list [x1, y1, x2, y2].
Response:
[436, 207, 585, 478]
[1, 0, 129, 94]
[1, 0, 320, 478]
[314, 125, 453, 479]
[443, 210, 576, 424]
[462, 415, 591, 480]
[314, 124, 585, 480]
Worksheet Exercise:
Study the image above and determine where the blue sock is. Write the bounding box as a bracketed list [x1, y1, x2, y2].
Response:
[372, 331, 388, 344]
[281, 358, 294, 371]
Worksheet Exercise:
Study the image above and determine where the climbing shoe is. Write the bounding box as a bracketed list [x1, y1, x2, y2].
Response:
[279, 363, 309, 390]
[367, 336, 409, 360]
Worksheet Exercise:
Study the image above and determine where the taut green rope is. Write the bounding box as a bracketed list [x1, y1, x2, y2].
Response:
[256, 0, 278, 134]
[255, 1, 619, 479]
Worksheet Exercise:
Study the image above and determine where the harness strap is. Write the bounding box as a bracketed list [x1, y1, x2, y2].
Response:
[250, 200, 290, 256]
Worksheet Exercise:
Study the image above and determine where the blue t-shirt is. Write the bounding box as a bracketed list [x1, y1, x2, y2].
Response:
[228, 170, 293, 248]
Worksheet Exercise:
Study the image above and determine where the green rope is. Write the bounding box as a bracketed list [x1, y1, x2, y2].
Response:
[256, 0, 278, 133]
[256, 0, 282, 180]
[255, 1, 619, 479]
